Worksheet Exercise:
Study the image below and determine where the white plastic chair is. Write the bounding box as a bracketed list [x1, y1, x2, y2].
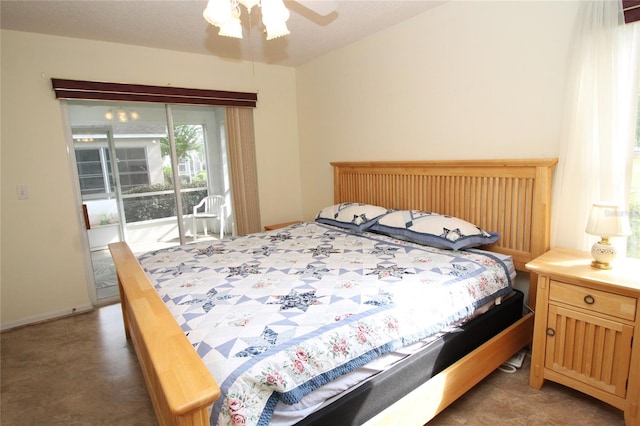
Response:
[192, 195, 226, 240]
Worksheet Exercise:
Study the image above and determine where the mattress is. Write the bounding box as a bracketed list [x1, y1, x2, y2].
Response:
[137, 222, 516, 426]
[294, 289, 524, 425]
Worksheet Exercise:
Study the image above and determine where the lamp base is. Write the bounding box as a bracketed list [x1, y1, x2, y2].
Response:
[590, 259, 613, 270]
[590, 239, 616, 270]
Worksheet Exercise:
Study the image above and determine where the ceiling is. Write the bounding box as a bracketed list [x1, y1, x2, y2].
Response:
[0, 0, 445, 67]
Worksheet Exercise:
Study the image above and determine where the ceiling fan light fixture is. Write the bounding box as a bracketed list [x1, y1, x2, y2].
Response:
[204, 0, 243, 38]
[203, 0, 234, 28]
[264, 22, 290, 40]
[203, 0, 290, 40]
[238, 0, 260, 13]
[218, 12, 243, 38]
[262, 0, 290, 39]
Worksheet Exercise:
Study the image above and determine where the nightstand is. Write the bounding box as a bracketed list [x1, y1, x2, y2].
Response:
[263, 221, 302, 231]
[526, 248, 640, 425]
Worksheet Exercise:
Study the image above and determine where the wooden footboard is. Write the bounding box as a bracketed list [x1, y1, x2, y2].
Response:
[110, 242, 219, 426]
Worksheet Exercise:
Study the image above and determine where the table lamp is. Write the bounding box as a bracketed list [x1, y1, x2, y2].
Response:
[585, 202, 632, 269]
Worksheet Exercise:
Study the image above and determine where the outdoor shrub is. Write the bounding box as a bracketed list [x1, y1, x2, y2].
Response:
[122, 183, 208, 223]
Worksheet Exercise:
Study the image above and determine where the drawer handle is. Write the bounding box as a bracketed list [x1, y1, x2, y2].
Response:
[584, 295, 595, 305]
[546, 328, 555, 337]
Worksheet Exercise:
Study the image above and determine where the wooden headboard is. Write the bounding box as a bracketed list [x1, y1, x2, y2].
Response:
[331, 159, 557, 276]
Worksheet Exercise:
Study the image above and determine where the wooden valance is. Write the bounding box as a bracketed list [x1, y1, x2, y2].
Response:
[623, 0, 640, 24]
[51, 79, 257, 108]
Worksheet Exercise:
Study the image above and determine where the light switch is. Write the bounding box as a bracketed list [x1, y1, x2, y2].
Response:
[16, 185, 29, 200]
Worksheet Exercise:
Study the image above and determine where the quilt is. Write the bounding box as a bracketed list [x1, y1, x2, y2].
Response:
[137, 222, 513, 426]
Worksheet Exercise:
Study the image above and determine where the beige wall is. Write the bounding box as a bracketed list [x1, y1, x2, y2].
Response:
[1, 0, 580, 328]
[296, 0, 579, 220]
[0, 30, 301, 328]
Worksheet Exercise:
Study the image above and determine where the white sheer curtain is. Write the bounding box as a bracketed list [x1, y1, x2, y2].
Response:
[551, 0, 640, 253]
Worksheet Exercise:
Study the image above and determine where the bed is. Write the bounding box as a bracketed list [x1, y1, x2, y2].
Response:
[109, 158, 557, 426]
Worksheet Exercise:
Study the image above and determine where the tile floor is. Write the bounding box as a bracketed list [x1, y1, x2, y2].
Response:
[1, 305, 156, 425]
[1, 304, 626, 425]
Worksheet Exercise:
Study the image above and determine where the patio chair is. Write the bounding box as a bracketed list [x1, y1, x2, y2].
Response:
[192, 195, 226, 240]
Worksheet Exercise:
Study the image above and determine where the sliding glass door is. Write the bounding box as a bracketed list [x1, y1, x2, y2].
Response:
[67, 101, 232, 302]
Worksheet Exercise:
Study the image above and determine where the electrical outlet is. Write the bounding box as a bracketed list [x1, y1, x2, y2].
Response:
[16, 185, 29, 200]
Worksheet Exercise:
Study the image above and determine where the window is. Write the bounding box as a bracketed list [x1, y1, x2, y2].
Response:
[75, 148, 112, 196]
[114, 147, 150, 190]
[75, 147, 150, 197]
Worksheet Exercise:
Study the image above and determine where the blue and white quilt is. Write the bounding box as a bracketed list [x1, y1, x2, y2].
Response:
[137, 222, 513, 426]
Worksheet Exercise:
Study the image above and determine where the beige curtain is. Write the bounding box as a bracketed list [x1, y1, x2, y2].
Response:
[226, 107, 262, 236]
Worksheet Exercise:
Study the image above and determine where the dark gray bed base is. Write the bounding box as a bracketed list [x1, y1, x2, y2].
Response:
[298, 289, 525, 425]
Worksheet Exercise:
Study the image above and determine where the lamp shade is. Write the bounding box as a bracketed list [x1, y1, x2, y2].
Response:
[203, 0, 233, 27]
[262, 0, 290, 39]
[218, 15, 243, 38]
[585, 202, 632, 237]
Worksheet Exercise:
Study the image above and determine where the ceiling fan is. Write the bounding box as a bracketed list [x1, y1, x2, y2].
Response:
[203, 0, 338, 40]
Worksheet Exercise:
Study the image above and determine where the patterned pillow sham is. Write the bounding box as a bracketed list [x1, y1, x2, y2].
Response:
[369, 209, 499, 250]
[315, 203, 390, 231]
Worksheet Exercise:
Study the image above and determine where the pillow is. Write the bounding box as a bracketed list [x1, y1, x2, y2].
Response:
[315, 203, 390, 231]
[370, 209, 499, 250]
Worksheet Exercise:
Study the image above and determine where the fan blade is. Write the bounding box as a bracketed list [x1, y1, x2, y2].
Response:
[286, 0, 338, 25]
[295, 0, 338, 16]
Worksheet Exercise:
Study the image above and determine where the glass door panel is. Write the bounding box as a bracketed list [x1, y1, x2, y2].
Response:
[74, 133, 122, 249]
[171, 104, 232, 240]
[67, 101, 233, 303]
[113, 103, 177, 252]
[72, 128, 122, 300]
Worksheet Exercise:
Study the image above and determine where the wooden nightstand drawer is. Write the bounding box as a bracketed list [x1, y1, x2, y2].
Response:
[549, 280, 637, 321]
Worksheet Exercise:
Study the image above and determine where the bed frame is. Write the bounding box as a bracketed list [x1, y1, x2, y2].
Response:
[109, 158, 557, 426]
